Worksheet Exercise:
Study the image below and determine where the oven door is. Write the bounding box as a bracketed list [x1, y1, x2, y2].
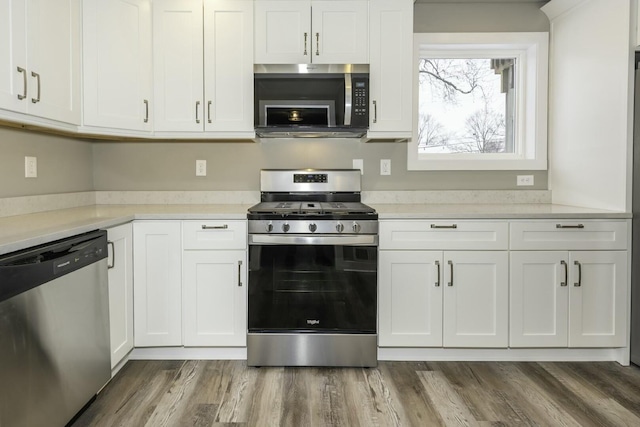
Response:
[248, 235, 377, 334]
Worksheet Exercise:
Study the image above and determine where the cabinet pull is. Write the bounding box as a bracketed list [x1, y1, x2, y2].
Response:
[107, 241, 115, 269]
[574, 260, 582, 287]
[195, 101, 201, 124]
[560, 260, 567, 286]
[430, 224, 457, 229]
[303, 32, 308, 56]
[373, 100, 378, 123]
[556, 224, 584, 229]
[447, 260, 453, 286]
[201, 224, 228, 230]
[143, 99, 149, 123]
[31, 71, 40, 103]
[17, 67, 27, 100]
[238, 260, 243, 287]
[207, 101, 212, 123]
[434, 260, 440, 287]
[315, 32, 320, 56]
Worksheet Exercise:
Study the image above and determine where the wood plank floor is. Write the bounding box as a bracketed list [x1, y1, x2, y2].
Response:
[72, 360, 640, 426]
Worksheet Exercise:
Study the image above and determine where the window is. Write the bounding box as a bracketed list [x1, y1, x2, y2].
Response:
[408, 33, 548, 171]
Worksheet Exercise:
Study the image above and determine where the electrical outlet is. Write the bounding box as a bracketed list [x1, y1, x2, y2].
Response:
[25, 156, 37, 178]
[196, 160, 207, 177]
[380, 159, 391, 175]
[352, 159, 364, 175]
[517, 175, 534, 186]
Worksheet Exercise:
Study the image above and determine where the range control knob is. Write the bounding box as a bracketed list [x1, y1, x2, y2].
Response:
[282, 223, 290, 233]
[267, 222, 273, 232]
[309, 223, 317, 232]
[336, 222, 344, 233]
[352, 222, 361, 233]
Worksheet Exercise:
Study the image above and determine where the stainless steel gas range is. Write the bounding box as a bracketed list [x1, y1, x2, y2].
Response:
[247, 169, 378, 367]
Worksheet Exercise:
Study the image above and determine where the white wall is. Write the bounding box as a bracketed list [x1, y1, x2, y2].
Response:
[544, 0, 634, 211]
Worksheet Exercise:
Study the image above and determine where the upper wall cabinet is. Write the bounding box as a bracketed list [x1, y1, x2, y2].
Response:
[153, 0, 254, 136]
[254, 0, 369, 64]
[83, 0, 153, 133]
[0, 0, 81, 125]
[367, 0, 413, 139]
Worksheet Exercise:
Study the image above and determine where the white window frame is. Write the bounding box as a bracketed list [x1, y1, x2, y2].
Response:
[408, 32, 548, 171]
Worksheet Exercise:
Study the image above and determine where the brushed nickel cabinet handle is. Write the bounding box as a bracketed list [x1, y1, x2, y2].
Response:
[195, 101, 201, 124]
[207, 100, 212, 123]
[201, 224, 229, 230]
[315, 32, 320, 56]
[430, 224, 458, 229]
[447, 260, 453, 287]
[435, 260, 440, 287]
[107, 241, 115, 269]
[238, 260, 243, 287]
[31, 71, 40, 103]
[17, 67, 27, 100]
[143, 99, 149, 123]
[574, 260, 582, 287]
[560, 260, 567, 286]
[303, 32, 308, 56]
[373, 100, 378, 123]
[556, 224, 584, 229]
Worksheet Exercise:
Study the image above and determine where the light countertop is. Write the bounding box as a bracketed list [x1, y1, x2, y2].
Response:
[0, 203, 630, 256]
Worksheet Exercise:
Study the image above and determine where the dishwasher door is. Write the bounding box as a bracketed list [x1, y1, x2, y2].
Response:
[0, 231, 111, 427]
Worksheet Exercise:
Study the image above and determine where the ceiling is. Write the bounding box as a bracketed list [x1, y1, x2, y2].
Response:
[414, 0, 548, 3]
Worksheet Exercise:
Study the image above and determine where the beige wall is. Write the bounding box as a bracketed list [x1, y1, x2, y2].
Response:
[0, 127, 93, 198]
[0, 2, 551, 197]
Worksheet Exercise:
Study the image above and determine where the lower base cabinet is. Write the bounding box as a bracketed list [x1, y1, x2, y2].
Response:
[182, 250, 247, 346]
[379, 250, 509, 348]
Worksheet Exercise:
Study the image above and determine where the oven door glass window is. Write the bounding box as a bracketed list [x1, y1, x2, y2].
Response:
[248, 245, 377, 333]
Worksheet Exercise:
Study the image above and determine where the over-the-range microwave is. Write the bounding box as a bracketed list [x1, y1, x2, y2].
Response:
[254, 64, 369, 138]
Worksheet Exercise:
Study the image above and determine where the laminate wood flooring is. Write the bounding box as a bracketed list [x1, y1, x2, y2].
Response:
[72, 360, 640, 426]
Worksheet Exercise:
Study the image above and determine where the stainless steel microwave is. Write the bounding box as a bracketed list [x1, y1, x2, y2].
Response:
[254, 64, 369, 138]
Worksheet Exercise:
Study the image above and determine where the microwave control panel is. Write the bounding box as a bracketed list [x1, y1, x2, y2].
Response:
[351, 76, 369, 127]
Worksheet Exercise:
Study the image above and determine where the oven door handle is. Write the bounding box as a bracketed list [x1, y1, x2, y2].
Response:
[249, 234, 377, 246]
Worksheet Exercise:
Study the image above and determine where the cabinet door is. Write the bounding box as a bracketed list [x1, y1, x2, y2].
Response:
[368, 0, 413, 137]
[204, 0, 254, 133]
[153, 0, 204, 131]
[443, 251, 509, 347]
[569, 251, 627, 347]
[311, 1, 368, 64]
[510, 251, 569, 347]
[0, 0, 27, 113]
[26, 0, 81, 124]
[379, 251, 443, 347]
[133, 221, 182, 347]
[183, 250, 247, 347]
[107, 223, 134, 369]
[254, 0, 311, 64]
[83, 0, 152, 131]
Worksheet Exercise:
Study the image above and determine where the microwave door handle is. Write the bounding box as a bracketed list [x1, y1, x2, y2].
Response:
[344, 73, 352, 126]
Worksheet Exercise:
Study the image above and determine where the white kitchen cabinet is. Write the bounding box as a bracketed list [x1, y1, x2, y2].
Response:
[83, 0, 152, 132]
[153, 0, 254, 135]
[254, 0, 368, 64]
[133, 221, 182, 347]
[106, 223, 134, 369]
[0, 0, 81, 124]
[182, 220, 247, 347]
[509, 220, 628, 348]
[379, 220, 509, 348]
[367, 0, 413, 139]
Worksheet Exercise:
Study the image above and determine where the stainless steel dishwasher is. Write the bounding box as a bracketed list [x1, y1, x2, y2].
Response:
[0, 230, 111, 427]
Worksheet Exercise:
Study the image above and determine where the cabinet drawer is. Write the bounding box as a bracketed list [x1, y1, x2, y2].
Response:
[509, 220, 628, 250]
[379, 220, 508, 250]
[182, 220, 247, 250]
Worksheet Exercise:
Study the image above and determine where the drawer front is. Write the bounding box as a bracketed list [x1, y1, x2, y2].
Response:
[182, 220, 247, 250]
[379, 220, 508, 250]
[510, 220, 628, 250]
